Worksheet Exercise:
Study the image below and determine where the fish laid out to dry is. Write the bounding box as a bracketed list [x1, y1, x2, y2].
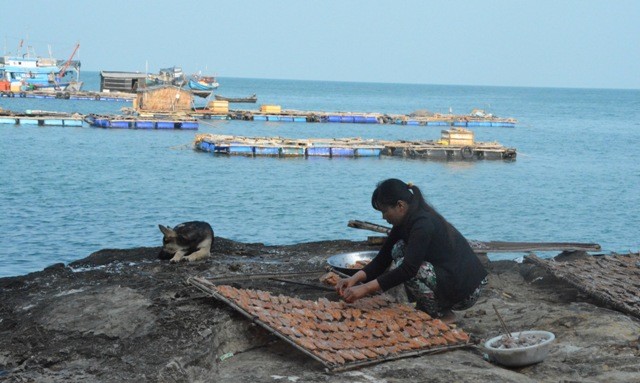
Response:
[214, 285, 470, 367]
[319, 271, 341, 286]
[347, 259, 371, 269]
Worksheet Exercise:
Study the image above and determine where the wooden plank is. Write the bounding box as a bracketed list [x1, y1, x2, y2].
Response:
[347, 220, 390, 234]
[347, 220, 601, 253]
[475, 241, 601, 253]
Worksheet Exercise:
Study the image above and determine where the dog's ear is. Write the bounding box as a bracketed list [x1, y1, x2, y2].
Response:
[158, 224, 174, 237]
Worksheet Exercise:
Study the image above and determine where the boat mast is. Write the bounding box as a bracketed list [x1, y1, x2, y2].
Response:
[58, 43, 80, 79]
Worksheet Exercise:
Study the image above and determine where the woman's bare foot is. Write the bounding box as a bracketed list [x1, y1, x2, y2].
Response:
[440, 310, 457, 324]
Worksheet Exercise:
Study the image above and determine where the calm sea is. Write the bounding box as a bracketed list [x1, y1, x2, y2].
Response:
[1, 73, 638, 277]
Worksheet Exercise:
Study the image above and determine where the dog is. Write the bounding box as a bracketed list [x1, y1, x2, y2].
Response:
[158, 221, 214, 263]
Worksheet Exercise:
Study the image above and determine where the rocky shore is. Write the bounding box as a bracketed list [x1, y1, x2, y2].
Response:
[1, 237, 638, 382]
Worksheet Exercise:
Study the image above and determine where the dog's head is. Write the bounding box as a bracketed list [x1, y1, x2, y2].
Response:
[158, 224, 180, 260]
[158, 221, 214, 261]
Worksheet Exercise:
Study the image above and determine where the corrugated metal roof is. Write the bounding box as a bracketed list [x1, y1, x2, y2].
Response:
[100, 71, 148, 79]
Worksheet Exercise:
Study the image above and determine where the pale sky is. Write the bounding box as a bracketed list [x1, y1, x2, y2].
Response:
[5, 0, 639, 89]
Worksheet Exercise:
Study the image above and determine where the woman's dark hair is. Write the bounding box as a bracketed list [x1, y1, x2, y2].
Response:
[371, 179, 428, 212]
[372, 178, 449, 224]
[372, 179, 460, 245]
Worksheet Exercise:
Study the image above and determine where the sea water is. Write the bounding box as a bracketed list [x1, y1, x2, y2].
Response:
[1, 73, 638, 277]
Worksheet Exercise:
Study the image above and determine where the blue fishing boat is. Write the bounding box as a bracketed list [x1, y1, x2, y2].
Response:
[188, 74, 219, 91]
[0, 41, 82, 92]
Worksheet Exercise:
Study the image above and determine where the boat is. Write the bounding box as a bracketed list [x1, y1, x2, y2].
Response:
[0, 40, 82, 92]
[188, 74, 219, 91]
[214, 93, 257, 103]
[147, 66, 186, 86]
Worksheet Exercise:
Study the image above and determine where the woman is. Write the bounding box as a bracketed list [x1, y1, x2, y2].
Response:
[336, 179, 487, 323]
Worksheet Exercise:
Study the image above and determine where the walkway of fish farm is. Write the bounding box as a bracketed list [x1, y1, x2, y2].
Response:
[84, 114, 198, 130]
[194, 130, 517, 161]
[0, 89, 134, 102]
[192, 108, 518, 128]
[0, 110, 84, 127]
[0, 90, 517, 128]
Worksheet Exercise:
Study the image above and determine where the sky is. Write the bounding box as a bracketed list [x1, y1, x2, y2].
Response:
[4, 0, 639, 89]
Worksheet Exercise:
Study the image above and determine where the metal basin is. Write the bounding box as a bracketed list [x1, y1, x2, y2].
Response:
[326, 251, 377, 276]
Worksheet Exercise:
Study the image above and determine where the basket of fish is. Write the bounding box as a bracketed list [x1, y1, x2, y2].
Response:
[483, 330, 555, 367]
[326, 251, 377, 276]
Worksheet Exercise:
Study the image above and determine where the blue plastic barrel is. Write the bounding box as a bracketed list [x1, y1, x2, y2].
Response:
[353, 116, 367, 124]
[365, 116, 379, 124]
[255, 147, 280, 156]
[156, 121, 176, 129]
[199, 142, 214, 152]
[135, 121, 155, 129]
[44, 119, 64, 126]
[110, 120, 131, 128]
[281, 147, 305, 156]
[180, 121, 199, 130]
[64, 119, 83, 127]
[356, 147, 382, 157]
[331, 147, 355, 157]
[327, 116, 342, 123]
[307, 147, 331, 156]
[229, 145, 254, 155]
[19, 119, 39, 125]
[253, 115, 268, 121]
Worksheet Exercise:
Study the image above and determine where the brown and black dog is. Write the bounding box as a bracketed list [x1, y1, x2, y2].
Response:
[158, 221, 214, 263]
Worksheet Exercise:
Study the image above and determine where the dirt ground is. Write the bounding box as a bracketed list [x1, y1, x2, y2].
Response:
[1, 237, 639, 383]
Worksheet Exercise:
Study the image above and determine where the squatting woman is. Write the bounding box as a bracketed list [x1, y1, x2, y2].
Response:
[336, 179, 487, 323]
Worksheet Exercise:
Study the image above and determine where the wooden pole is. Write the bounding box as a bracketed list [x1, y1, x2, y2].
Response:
[347, 220, 601, 253]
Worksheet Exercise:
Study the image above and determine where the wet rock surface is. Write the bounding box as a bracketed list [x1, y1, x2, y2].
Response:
[1, 238, 638, 382]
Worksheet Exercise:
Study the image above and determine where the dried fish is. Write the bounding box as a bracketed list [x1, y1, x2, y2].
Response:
[209, 283, 470, 368]
[319, 271, 341, 286]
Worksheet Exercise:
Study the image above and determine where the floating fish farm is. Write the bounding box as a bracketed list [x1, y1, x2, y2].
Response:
[194, 128, 517, 161]
[84, 114, 198, 130]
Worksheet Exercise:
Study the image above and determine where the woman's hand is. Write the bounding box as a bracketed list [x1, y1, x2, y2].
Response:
[342, 284, 371, 303]
[335, 270, 366, 297]
[335, 276, 357, 297]
[336, 274, 381, 303]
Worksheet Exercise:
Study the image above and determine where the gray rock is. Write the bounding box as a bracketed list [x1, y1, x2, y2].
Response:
[0, 239, 638, 382]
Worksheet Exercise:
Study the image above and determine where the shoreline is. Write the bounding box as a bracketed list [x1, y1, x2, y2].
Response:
[1, 238, 639, 382]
